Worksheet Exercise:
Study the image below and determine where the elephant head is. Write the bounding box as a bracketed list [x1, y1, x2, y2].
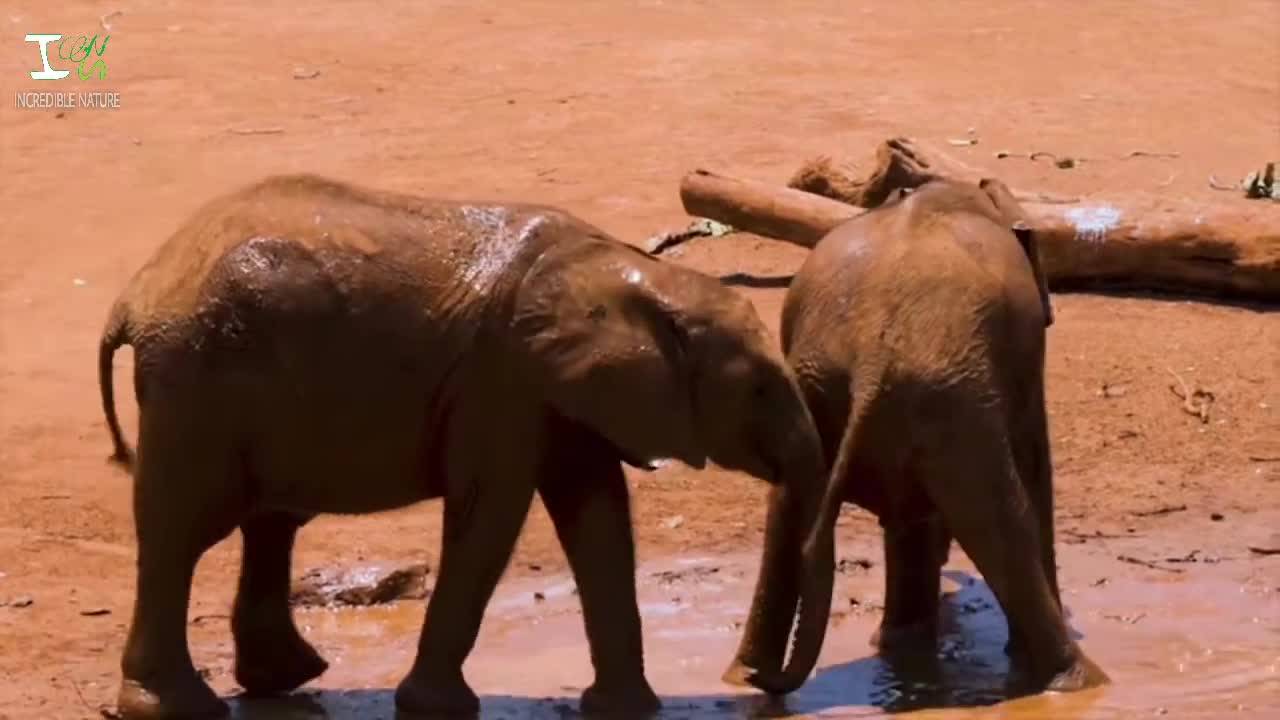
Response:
[511, 235, 834, 686]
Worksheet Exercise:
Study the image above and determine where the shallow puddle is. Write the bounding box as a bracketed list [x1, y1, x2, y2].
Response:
[228, 533, 1278, 719]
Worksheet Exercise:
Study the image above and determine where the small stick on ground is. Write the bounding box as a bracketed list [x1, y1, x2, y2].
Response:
[643, 218, 734, 255]
[189, 613, 230, 625]
[1131, 504, 1188, 518]
[1028, 151, 1082, 169]
[1103, 612, 1147, 624]
[1167, 368, 1214, 423]
[1063, 528, 1134, 541]
[1118, 554, 1185, 573]
[1247, 546, 1280, 556]
[1165, 550, 1205, 564]
[994, 149, 1086, 169]
[69, 678, 99, 717]
[228, 127, 285, 136]
[1208, 175, 1238, 191]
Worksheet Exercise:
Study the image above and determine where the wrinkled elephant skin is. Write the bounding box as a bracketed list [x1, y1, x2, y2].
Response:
[729, 177, 1108, 695]
[97, 174, 828, 719]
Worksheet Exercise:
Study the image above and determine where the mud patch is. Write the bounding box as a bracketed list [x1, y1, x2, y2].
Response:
[225, 522, 1279, 719]
[290, 563, 431, 608]
[652, 564, 724, 585]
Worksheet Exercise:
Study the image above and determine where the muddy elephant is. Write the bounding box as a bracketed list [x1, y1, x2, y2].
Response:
[724, 177, 1107, 695]
[98, 174, 834, 719]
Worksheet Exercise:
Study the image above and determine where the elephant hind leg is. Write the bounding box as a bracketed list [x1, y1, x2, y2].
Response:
[1006, 395, 1062, 662]
[916, 408, 1104, 693]
[873, 512, 948, 656]
[232, 511, 328, 696]
[118, 406, 246, 719]
[1018, 396, 1060, 612]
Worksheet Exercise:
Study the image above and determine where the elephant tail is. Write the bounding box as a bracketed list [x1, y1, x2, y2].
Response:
[99, 299, 136, 472]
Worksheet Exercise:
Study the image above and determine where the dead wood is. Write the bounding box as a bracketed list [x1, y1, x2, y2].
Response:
[670, 138, 1280, 302]
[1117, 554, 1185, 573]
[1167, 368, 1215, 424]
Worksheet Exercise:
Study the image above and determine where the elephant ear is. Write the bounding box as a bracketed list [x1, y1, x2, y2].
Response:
[511, 240, 707, 470]
[1010, 222, 1054, 327]
[978, 178, 1055, 327]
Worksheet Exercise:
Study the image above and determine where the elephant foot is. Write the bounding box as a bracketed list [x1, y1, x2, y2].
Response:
[117, 676, 229, 720]
[234, 630, 329, 696]
[394, 671, 480, 718]
[870, 620, 937, 655]
[580, 677, 661, 717]
[721, 653, 781, 689]
[1044, 653, 1110, 693]
[1004, 635, 1028, 664]
[721, 658, 759, 688]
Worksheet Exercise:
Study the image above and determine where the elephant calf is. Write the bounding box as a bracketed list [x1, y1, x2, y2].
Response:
[98, 174, 834, 719]
[726, 177, 1107, 695]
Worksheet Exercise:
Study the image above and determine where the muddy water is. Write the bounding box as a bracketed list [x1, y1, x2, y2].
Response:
[228, 534, 1278, 719]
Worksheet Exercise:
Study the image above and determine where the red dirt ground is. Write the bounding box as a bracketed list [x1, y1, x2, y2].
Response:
[1, 2, 1277, 718]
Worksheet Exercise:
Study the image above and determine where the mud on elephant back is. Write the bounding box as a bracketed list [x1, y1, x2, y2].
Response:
[97, 174, 837, 719]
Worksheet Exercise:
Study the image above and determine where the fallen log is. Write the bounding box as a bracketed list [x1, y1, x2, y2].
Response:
[674, 168, 1280, 302]
[785, 137, 1082, 206]
[679, 170, 860, 248]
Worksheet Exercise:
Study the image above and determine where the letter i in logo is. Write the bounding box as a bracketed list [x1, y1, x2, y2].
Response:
[25, 34, 70, 80]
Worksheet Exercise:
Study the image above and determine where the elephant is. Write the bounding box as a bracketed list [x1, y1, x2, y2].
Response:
[96, 174, 834, 719]
[724, 177, 1108, 696]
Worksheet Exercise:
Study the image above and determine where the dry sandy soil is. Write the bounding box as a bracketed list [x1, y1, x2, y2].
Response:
[1, 2, 1277, 718]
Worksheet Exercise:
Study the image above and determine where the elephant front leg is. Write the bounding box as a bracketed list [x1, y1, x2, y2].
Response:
[871, 514, 947, 656]
[538, 426, 660, 714]
[232, 511, 328, 696]
[395, 470, 537, 716]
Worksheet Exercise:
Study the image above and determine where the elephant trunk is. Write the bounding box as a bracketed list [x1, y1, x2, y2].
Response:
[743, 412, 836, 695]
[725, 483, 799, 680]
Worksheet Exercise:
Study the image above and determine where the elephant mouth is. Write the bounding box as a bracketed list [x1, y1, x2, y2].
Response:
[622, 455, 661, 472]
[740, 444, 783, 485]
[763, 457, 783, 485]
[615, 436, 708, 472]
[621, 456, 702, 473]
[607, 440, 673, 473]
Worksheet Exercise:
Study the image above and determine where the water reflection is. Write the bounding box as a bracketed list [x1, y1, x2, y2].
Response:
[226, 548, 1277, 719]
